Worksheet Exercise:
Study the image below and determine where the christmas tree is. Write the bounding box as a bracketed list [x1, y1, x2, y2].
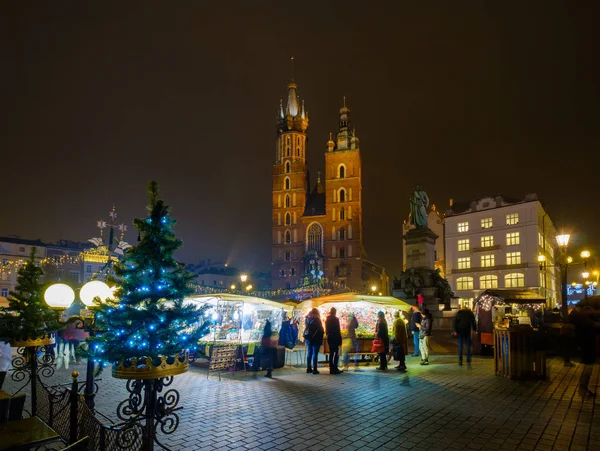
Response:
[0, 248, 61, 341]
[88, 181, 209, 366]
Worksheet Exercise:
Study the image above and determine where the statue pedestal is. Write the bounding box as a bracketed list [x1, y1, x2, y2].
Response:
[404, 228, 438, 270]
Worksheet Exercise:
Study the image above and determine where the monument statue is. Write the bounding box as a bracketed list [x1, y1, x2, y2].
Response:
[409, 185, 429, 228]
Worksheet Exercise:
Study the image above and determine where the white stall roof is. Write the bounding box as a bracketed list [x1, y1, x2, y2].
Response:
[183, 293, 293, 311]
[298, 293, 412, 312]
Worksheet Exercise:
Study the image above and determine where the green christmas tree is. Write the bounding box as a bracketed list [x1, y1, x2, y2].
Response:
[0, 248, 61, 341]
[88, 181, 209, 366]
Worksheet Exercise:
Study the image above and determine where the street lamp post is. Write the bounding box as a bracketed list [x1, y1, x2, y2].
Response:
[580, 250, 591, 301]
[556, 234, 570, 321]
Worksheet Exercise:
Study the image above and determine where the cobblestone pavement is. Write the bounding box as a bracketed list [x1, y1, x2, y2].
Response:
[4, 354, 599, 450]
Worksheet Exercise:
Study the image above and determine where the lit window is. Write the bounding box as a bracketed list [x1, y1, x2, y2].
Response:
[506, 213, 519, 225]
[340, 208, 345, 220]
[505, 273, 525, 288]
[458, 298, 474, 310]
[538, 232, 543, 247]
[481, 254, 495, 267]
[456, 277, 474, 290]
[284, 177, 290, 190]
[481, 218, 493, 229]
[480, 275, 498, 289]
[458, 222, 469, 233]
[458, 239, 470, 251]
[285, 161, 291, 173]
[506, 232, 520, 246]
[457, 257, 471, 269]
[506, 252, 521, 265]
[481, 236, 494, 247]
[285, 195, 290, 208]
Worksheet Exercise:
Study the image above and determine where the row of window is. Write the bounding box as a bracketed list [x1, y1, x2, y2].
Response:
[457, 213, 519, 233]
[277, 193, 297, 208]
[332, 206, 351, 221]
[457, 232, 521, 251]
[456, 273, 525, 290]
[278, 268, 297, 276]
[278, 245, 353, 260]
[457, 252, 522, 269]
[333, 188, 352, 202]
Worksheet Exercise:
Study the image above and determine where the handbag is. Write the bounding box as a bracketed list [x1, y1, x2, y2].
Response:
[371, 338, 385, 353]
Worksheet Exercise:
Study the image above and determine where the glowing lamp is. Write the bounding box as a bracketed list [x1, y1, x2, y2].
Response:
[80, 280, 113, 307]
[230, 284, 236, 290]
[556, 234, 570, 248]
[537, 255, 546, 263]
[371, 285, 377, 293]
[245, 285, 253, 291]
[240, 274, 248, 283]
[581, 250, 591, 259]
[567, 256, 573, 264]
[44, 283, 75, 309]
[582, 271, 590, 279]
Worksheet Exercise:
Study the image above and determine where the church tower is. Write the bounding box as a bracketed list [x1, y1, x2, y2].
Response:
[271, 77, 309, 290]
[323, 99, 364, 291]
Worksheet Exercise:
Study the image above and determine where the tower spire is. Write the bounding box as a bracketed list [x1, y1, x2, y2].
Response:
[290, 56, 295, 82]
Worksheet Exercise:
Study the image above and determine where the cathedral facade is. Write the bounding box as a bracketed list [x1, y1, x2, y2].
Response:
[271, 77, 375, 292]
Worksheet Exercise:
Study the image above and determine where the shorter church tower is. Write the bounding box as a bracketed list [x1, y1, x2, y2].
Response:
[322, 100, 363, 291]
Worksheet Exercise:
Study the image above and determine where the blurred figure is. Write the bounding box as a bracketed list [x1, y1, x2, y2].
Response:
[392, 311, 408, 372]
[570, 306, 599, 398]
[375, 311, 389, 371]
[261, 319, 276, 378]
[417, 309, 432, 365]
[409, 305, 422, 357]
[325, 307, 343, 374]
[342, 313, 359, 371]
[304, 308, 324, 374]
[453, 306, 476, 366]
[417, 292, 425, 311]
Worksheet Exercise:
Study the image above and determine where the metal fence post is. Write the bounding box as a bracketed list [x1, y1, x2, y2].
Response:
[70, 371, 79, 444]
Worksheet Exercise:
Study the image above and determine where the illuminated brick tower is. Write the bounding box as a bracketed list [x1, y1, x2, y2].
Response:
[271, 80, 376, 292]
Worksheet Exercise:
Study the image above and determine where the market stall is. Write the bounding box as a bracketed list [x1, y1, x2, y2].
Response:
[183, 294, 293, 371]
[474, 289, 547, 379]
[297, 293, 411, 358]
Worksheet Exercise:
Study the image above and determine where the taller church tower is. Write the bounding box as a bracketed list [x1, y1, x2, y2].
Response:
[322, 100, 364, 291]
[271, 78, 309, 290]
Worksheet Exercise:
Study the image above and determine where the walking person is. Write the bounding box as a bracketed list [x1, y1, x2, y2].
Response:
[325, 307, 343, 374]
[409, 305, 422, 357]
[417, 309, 432, 365]
[342, 313, 359, 371]
[453, 306, 476, 366]
[392, 311, 408, 372]
[375, 311, 389, 371]
[261, 319, 276, 378]
[304, 308, 324, 374]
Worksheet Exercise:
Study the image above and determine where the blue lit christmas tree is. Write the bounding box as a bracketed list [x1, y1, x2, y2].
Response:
[88, 181, 208, 368]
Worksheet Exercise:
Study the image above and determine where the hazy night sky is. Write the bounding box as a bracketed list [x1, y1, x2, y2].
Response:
[1, 1, 598, 278]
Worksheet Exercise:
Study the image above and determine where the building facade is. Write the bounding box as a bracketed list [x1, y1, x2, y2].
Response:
[444, 194, 559, 309]
[271, 79, 381, 292]
[0, 237, 47, 299]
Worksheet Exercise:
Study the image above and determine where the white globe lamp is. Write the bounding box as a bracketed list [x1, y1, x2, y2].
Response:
[44, 283, 75, 309]
[80, 280, 113, 307]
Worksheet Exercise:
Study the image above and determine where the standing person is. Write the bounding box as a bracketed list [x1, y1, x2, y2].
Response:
[342, 313, 359, 371]
[409, 305, 422, 357]
[453, 306, 476, 366]
[417, 309, 432, 365]
[261, 319, 276, 378]
[304, 308, 324, 375]
[417, 292, 425, 311]
[325, 307, 343, 374]
[570, 306, 599, 398]
[375, 311, 389, 371]
[392, 311, 408, 372]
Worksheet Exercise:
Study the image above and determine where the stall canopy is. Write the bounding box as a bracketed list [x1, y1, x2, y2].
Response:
[183, 293, 293, 311]
[299, 293, 412, 312]
[476, 289, 546, 305]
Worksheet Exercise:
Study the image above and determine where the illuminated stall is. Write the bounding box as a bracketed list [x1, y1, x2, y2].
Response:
[297, 293, 412, 357]
[183, 294, 293, 372]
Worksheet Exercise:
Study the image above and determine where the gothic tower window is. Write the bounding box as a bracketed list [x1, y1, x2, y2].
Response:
[285, 194, 290, 208]
[340, 207, 345, 220]
[285, 230, 291, 244]
[285, 212, 291, 225]
[340, 227, 345, 240]
[338, 164, 346, 178]
[339, 189, 346, 202]
[339, 247, 345, 258]
[286, 137, 291, 156]
[285, 161, 291, 173]
[331, 226, 336, 240]
[284, 177, 290, 190]
[307, 222, 323, 254]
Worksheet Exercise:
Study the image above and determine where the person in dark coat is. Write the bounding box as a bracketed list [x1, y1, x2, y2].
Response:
[453, 306, 477, 366]
[375, 311, 389, 370]
[417, 309, 432, 365]
[409, 305, 422, 357]
[261, 320, 276, 378]
[325, 307, 343, 374]
[304, 308, 324, 374]
[570, 306, 599, 398]
[392, 311, 408, 372]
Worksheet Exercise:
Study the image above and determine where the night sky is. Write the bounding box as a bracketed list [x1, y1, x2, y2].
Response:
[1, 2, 598, 278]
